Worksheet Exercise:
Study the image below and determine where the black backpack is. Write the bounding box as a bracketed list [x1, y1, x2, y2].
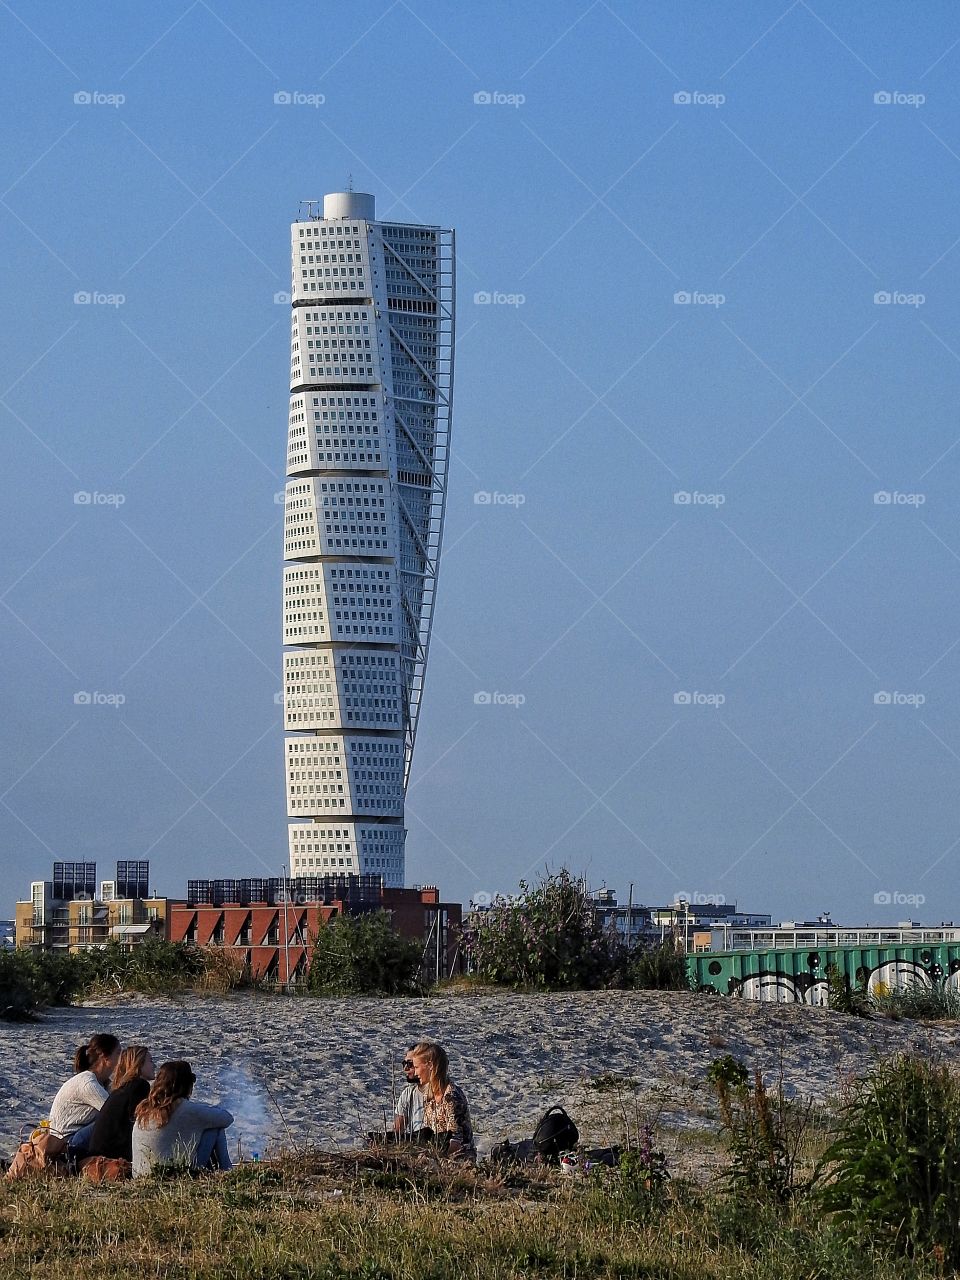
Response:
[532, 1105, 579, 1163]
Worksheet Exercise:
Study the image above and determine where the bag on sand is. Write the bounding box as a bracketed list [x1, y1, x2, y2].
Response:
[532, 1105, 579, 1164]
[80, 1156, 132, 1184]
[5, 1126, 69, 1180]
[489, 1137, 537, 1165]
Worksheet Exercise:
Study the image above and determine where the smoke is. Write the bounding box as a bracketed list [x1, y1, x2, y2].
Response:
[216, 1061, 274, 1156]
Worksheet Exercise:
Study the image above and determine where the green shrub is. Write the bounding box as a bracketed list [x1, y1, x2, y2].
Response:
[708, 1054, 813, 1205]
[462, 869, 624, 991]
[871, 981, 960, 1021]
[309, 909, 423, 996]
[816, 1053, 960, 1265]
[625, 939, 693, 991]
[0, 948, 96, 1018]
[825, 962, 871, 1016]
[85, 936, 205, 995]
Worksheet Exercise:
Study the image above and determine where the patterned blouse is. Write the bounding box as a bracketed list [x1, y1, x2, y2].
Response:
[422, 1082, 476, 1159]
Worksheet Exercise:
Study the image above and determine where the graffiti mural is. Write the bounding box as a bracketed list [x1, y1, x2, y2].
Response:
[691, 945, 960, 1003]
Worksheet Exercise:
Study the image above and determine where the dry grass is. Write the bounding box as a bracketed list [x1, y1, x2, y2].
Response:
[0, 1145, 947, 1280]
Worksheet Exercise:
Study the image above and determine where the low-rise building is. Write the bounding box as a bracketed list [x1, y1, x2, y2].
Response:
[15, 861, 165, 952]
[708, 920, 960, 952]
[650, 900, 773, 952]
[14, 862, 462, 984]
[586, 889, 653, 944]
[166, 874, 461, 984]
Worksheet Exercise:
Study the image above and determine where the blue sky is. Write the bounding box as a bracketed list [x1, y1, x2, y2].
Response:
[2, 0, 960, 923]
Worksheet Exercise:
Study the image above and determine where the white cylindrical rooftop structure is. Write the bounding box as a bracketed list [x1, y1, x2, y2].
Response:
[323, 191, 375, 220]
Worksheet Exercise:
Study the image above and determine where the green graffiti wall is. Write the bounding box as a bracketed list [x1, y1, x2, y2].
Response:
[687, 944, 960, 1002]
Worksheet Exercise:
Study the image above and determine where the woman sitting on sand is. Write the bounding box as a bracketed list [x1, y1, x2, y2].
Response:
[48, 1033, 121, 1156]
[410, 1041, 476, 1162]
[86, 1045, 156, 1163]
[132, 1060, 234, 1177]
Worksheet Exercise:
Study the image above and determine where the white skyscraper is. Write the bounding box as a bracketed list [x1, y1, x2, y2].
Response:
[282, 191, 454, 887]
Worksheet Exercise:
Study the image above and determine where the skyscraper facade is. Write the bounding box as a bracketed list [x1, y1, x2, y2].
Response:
[282, 192, 454, 888]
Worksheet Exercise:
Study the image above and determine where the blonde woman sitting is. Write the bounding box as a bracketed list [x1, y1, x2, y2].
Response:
[409, 1041, 476, 1162]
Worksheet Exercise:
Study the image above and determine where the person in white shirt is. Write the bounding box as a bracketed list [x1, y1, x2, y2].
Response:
[48, 1033, 121, 1156]
[393, 1046, 425, 1139]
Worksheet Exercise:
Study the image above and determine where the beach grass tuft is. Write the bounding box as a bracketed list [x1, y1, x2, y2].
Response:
[0, 1145, 948, 1280]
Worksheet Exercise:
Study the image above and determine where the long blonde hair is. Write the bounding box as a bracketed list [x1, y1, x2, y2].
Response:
[112, 1045, 150, 1090]
[411, 1041, 449, 1100]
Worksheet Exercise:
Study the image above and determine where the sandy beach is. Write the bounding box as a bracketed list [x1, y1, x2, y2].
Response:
[1, 991, 957, 1164]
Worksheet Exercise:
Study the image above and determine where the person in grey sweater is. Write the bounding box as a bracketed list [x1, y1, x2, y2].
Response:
[132, 1060, 233, 1177]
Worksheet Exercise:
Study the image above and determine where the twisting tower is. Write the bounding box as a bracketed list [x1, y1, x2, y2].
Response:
[282, 191, 454, 887]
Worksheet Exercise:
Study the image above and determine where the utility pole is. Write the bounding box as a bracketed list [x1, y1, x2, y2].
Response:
[281, 864, 291, 990]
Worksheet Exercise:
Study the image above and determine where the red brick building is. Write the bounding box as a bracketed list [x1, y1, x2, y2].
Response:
[166, 880, 461, 984]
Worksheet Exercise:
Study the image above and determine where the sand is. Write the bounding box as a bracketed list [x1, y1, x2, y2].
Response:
[1, 990, 957, 1163]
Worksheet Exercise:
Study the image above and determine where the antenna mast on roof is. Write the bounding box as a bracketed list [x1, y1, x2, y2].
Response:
[299, 199, 321, 219]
